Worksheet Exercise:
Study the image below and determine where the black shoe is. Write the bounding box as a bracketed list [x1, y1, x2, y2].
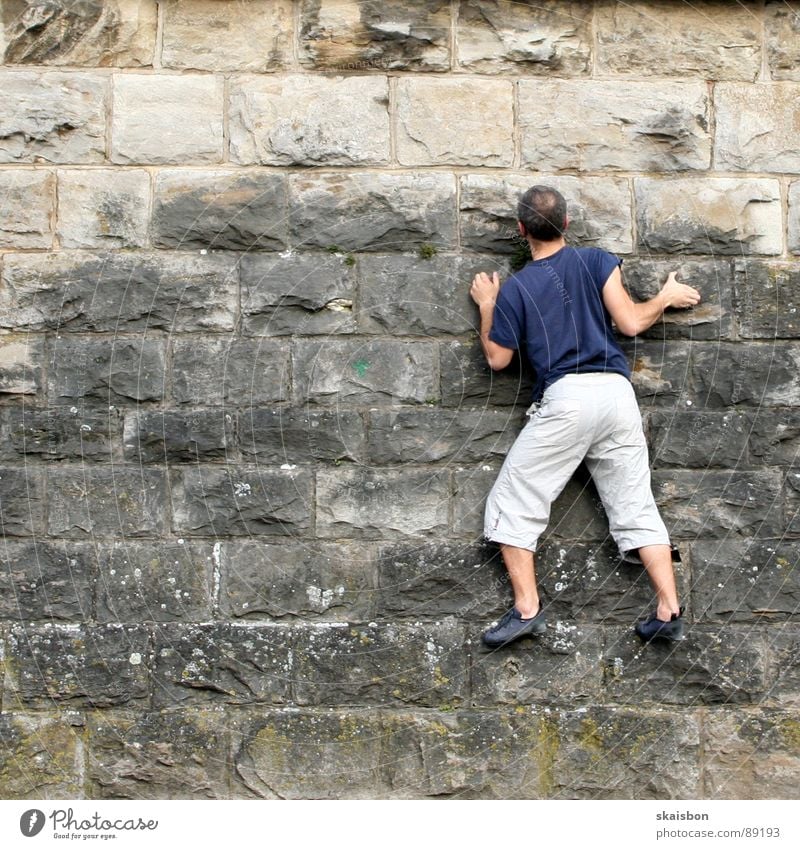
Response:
[635, 605, 685, 642]
[482, 605, 547, 649]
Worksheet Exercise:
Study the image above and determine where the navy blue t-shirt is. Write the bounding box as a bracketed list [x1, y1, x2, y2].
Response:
[488, 245, 631, 402]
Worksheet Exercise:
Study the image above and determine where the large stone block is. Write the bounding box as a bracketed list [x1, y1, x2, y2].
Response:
[396, 78, 513, 166]
[56, 168, 149, 249]
[456, 0, 592, 75]
[596, 1, 760, 80]
[519, 80, 710, 172]
[110, 73, 224, 165]
[459, 174, 633, 255]
[766, 626, 800, 706]
[0, 169, 53, 248]
[161, 0, 292, 71]
[170, 465, 312, 536]
[87, 708, 230, 799]
[240, 252, 356, 336]
[0, 70, 107, 163]
[1, 0, 157, 66]
[47, 466, 168, 538]
[292, 339, 438, 406]
[635, 178, 782, 255]
[439, 339, 534, 408]
[0, 465, 45, 536]
[123, 409, 234, 463]
[230, 74, 389, 166]
[766, 0, 800, 81]
[0, 333, 43, 396]
[4, 623, 151, 709]
[1, 251, 238, 332]
[648, 411, 749, 468]
[315, 467, 449, 538]
[0, 405, 118, 461]
[288, 172, 457, 252]
[298, 0, 451, 71]
[734, 260, 800, 338]
[747, 408, 800, 466]
[619, 340, 692, 407]
[218, 540, 376, 621]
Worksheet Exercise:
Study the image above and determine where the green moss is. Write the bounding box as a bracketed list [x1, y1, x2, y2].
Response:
[578, 717, 604, 760]
[509, 239, 532, 273]
[779, 718, 800, 751]
[343, 254, 356, 267]
[326, 244, 344, 254]
[418, 243, 437, 260]
[535, 715, 560, 798]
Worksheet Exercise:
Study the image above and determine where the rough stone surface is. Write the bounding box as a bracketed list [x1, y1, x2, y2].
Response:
[649, 411, 749, 469]
[0, 168, 54, 248]
[790, 180, 800, 254]
[0, 334, 43, 396]
[747, 409, 800, 467]
[440, 338, 533, 407]
[734, 260, 800, 338]
[766, 626, 800, 706]
[123, 409, 234, 463]
[766, 0, 800, 81]
[0, 465, 45, 536]
[519, 80, 711, 172]
[620, 339, 691, 407]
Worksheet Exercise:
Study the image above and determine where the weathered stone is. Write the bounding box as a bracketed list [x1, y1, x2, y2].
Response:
[4, 623, 150, 709]
[292, 339, 438, 406]
[230, 74, 389, 166]
[635, 178, 783, 255]
[57, 168, 150, 248]
[87, 708, 230, 799]
[316, 467, 449, 538]
[238, 408, 365, 464]
[439, 339, 534, 408]
[596, 1, 760, 80]
[766, 0, 800, 81]
[170, 465, 311, 536]
[298, 0, 450, 71]
[456, 0, 592, 75]
[123, 409, 234, 463]
[218, 540, 376, 621]
[171, 338, 289, 406]
[0, 540, 93, 620]
[110, 73, 224, 164]
[1, 252, 238, 331]
[47, 336, 166, 405]
[162, 0, 292, 71]
[289, 171, 457, 251]
[459, 174, 633, 255]
[618, 339, 691, 407]
[0, 168, 53, 247]
[0, 713, 83, 798]
[0, 465, 45, 536]
[293, 620, 466, 707]
[151, 169, 287, 251]
[766, 626, 800, 705]
[747, 409, 800, 466]
[703, 709, 800, 798]
[782, 470, 800, 536]
[648, 411, 749, 468]
[47, 466, 168, 538]
[1, 0, 157, 66]
[734, 260, 800, 338]
[153, 623, 291, 707]
[0, 70, 107, 163]
[519, 80, 710, 172]
[0, 333, 43, 396]
[396, 78, 513, 166]
[240, 252, 356, 336]
[790, 180, 800, 254]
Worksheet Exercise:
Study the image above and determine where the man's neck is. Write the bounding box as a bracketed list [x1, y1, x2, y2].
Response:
[528, 238, 566, 261]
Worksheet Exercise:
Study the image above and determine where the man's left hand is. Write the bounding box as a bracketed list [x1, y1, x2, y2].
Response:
[470, 271, 501, 307]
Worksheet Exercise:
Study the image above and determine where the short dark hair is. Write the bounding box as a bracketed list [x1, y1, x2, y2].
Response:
[517, 185, 567, 241]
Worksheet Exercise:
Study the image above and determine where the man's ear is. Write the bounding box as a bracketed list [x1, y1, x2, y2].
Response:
[517, 220, 527, 238]
[563, 214, 569, 232]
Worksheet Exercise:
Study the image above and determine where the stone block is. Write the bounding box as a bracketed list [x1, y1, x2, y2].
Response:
[170, 465, 311, 536]
[790, 180, 800, 254]
[47, 336, 166, 405]
[439, 339, 534, 408]
[292, 339, 438, 406]
[4, 623, 151, 709]
[618, 339, 692, 407]
[162, 0, 292, 71]
[766, 1, 800, 81]
[0, 70, 107, 163]
[218, 540, 376, 621]
[289, 171, 457, 252]
[648, 411, 749, 468]
[635, 178, 782, 256]
[734, 260, 800, 338]
[240, 252, 356, 335]
[0, 465, 45, 536]
[1, 0, 157, 66]
[171, 338, 289, 406]
[0, 540, 93, 621]
[0, 169, 53, 248]
[456, 0, 592, 75]
[0, 333, 43, 396]
[47, 466, 168, 538]
[782, 470, 800, 535]
[238, 408, 365, 464]
[747, 409, 800, 466]
[153, 623, 291, 707]
[87, 708, 230, 799]
[459, 174, 633, 255]
[57, 168, 149, 249]
[95, 540, 214, 623]
[1, 251, 238, 332]
[111, 73, 223, 164]
[230, 74, 389, 166]
[298, 0, 451, 71]
[596, 1, 760, 80]
[519, 80, 710, 172]
[766, 626, 800, 706]
[151, 169, 287, 251]
[316, 467, 449, 539]
[292, 620, 467, 707]
[396, 78, 513, 166]
[122, 409, 234, 463]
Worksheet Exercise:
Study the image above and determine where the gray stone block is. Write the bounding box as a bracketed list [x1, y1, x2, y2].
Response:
[0, 334, 43, 396]
[734, 260, 800, 338]
[766, 0, 800, 81]
[0, 465, 45, 536]
[766, 625, 800, 706]
[649, 411, 749, 468]
[747, 409, 800, 466]
[439, 339, 533, 408]
[0, 169, 54, 248]
[123, 409, 234, 463]
[790, 180, 800, 254]
[0, 405, 118, 461]
[618, 339, 692, 407]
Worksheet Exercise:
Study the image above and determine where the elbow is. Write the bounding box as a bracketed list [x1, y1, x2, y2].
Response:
[615, 319, 640, 337]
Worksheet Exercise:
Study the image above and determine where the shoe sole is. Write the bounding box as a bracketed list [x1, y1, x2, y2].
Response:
[482, 621, 547, 649]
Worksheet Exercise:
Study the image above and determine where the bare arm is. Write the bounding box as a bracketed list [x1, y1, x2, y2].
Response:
[469, 271, 515, 371]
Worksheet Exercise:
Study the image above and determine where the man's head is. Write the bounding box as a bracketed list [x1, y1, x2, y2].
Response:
[517, 185, 568, 242]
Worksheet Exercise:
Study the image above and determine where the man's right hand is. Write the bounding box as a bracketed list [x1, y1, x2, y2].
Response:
[660, 272, 702, 309]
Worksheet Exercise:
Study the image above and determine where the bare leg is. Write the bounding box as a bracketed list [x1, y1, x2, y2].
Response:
[638, 543, 681, 620]
[500, 543, 540, 618]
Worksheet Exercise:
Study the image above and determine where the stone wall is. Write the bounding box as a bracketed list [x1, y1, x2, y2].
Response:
[1, 0, 799, 799]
